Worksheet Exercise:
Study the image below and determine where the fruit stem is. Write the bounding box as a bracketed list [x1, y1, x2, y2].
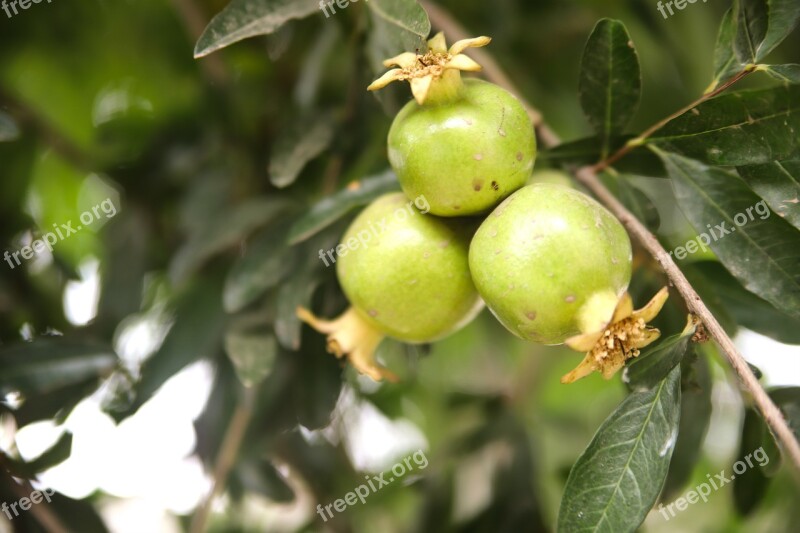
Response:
[296, 306, 397, 382]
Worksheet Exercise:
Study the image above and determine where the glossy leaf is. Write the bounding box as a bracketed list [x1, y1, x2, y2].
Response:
[224, 329, 277, 387]
[195, 0, 320, 58]
[733, 408, 775, 515]
[366, 0, 430, 73]
[5, 432, 73, 479]
[662, 353, 713, 499]
[542, 136, 665, 176]
[658, 151, 800, 320]
[287, 170, 399, 244]
[269, 113, 335, 189]
[711, 8, 743, 89]
[734, 0, 800, 63]
[557, 366, 681, 533]
[579, 19, 641, 157]
[760, 63, 800, 83]
[623, 316, 696, 391]
[647, 86, 800, 166]
[737, 161, 800, 230]
[0, 339, 117, 396]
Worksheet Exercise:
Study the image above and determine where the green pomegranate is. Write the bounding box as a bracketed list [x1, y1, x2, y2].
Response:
[369, 33, 536, 216]
[299, 192, 483, 381]
[468, 183, 632, 345]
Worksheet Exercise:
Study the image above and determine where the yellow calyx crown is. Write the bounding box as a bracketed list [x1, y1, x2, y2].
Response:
[561, 287, 670, 384]
[367, 32, 491, 105]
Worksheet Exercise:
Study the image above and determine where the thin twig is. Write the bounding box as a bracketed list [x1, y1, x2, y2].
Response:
[423, 2, 800, 477]
[189, 387, 256, 533]
[0, 455, 71, 533]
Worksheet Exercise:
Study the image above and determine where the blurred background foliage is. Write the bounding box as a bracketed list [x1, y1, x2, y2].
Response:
[0, 0, 799, 532]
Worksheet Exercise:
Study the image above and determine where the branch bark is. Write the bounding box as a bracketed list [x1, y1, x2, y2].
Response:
[421, 0, 800, 477]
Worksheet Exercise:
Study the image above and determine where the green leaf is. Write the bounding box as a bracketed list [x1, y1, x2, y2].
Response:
[647, 86, 800, 166]
[735, 0, 800, 63]
[542, 136, 665, 176]
[737, 161, 800, 230]
[235, 460, 294, 502]
[770, 387, 800, 440]
[624, 316, 696, 391]
[662, 353, 713, 500]
[760, 63, 800, 83]
[733, 408, 775, 515]
[690, 261, 800, 344]
[224, 329, 277, 388]
[111, 279, 226, 421]
[557, 365, 681, 533]
[0, 111, 20, 142]
[366, 0, 430, 73]
[194, 0, 321, 58]
[611, 176, 661, 232]
[170, 198, 295, 283]
[224, 222, 299, 313]
[287, 170, 400, 245]
[578, 19, 641, 158]
[269, 113, 335, 189]
[657, 151, 800, 320]
[0, 339, 117, 396]
[735, 0, 769, 63]
[711, 8, 743, 89]
[5, 432, 73, 479]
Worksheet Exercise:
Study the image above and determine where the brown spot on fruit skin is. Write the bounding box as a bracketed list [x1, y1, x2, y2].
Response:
[565, 295, 576, 303]
[474, 154, 483, 161]
[516, 152, 523, 161]
[473, 178, 484, 191]
[498, 128, 507, 137]
[526, 311, 537, 320]
[491, 181, 499, 191]
[453, 205, 461, 211]
[368, 309, 378, 317]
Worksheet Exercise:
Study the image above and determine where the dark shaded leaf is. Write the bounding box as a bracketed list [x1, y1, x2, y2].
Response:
[110, 278, 226, 421]
[647, 86, 800, 166]
[624, 316, 696, 391]
[287, 170, 399, 244]
[292, 328, 343, 430]
[0, 339, 117, 396]
[366, 0, 430, 73]
[557, 366, 681, 533]
[734, 0, 800, 63]
[613, 176, 661, 231]
[0, 111, 20, 142]
[733, 408, 775, 515]
[737, 160, 800, 230]
[170, 198, 295, 283]
[236, 459, 294, 502]
[224, 329, 277, 388]
[690, 261, 800, 344]
[761, 63, 800, 83]
[658, 151, 800, 320]
[269, 113, 335, 189]
[224, 221, 299, 313]
[770, 387, 800, 440]
[662, 353, 713, 499]
[578, 19, 641, 157]
[711, 8, 743, 89]
[4, 432, 73, 479]
[542, 136, 665, 176]
[195, 0, 320, 58]
[12, 378, 99, 427]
